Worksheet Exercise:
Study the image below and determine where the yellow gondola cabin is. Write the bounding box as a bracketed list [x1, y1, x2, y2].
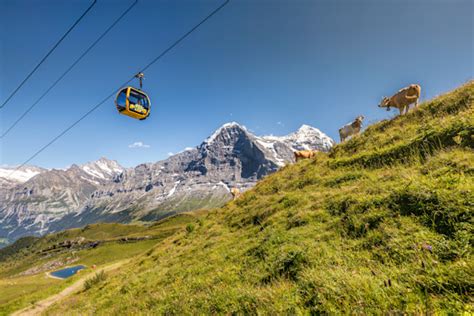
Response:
[115, 86, 151, 120]
[115, 72, 151, 120]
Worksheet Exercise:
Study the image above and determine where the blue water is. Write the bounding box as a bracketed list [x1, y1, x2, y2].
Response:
[50, 265, 86, 279]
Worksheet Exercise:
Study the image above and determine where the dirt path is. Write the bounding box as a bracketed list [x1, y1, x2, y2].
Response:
[11, 260, 127, 316]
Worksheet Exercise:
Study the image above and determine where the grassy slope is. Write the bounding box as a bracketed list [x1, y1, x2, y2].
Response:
[0, 214, 197, 315]
[31, 83, 474, 313]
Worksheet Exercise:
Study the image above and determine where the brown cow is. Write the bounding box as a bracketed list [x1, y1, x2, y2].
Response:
[379, 84, 421, 115]
[294, 150, 318, 162]
[230, 188, 241, 200]
[338, 115, 364, 142]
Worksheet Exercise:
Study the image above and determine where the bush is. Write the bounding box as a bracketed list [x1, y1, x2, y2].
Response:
[84, 270, 107, 291]
[325, 196, 357, 216]
[339, 210, 386, 239]
[263, 247, 309, 283]
[279, 195, 299, 209]
[185, 223, 195, 233]
[286, 211, 309, 229]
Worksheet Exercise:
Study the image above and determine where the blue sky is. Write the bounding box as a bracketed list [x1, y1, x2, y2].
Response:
[0, 0, 472, 168]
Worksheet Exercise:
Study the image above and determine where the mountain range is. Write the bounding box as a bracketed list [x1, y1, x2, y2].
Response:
[0, 122, 334, 245]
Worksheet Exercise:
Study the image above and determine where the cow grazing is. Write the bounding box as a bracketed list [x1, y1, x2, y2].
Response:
[379, 84, 421, 115]
[339, 115, 364, 142]
[294, 150, 318, 162]
[230, 188, 241, 200]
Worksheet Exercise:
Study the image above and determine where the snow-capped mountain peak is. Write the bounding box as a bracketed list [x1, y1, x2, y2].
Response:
[290, 124, 334, 150]
[292, 124, 328, 140]
[204, 122, 248, 145]
[80, 158, 124, 180]
[0, 165, 46, 187]
[260, 124, 335, 152]
[297, 124, 321, 133]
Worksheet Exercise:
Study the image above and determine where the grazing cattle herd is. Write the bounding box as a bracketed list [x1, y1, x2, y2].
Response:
[336, 83, 421, 143]
[296, 83, 421, 155]
[230, 84, 422, 198]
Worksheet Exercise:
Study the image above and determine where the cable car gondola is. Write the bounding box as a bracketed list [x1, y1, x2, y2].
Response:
[115, 72, 151, 120]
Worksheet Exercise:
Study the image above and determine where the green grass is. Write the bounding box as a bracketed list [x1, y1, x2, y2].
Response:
[0, 213, 198, 315]
[0, 274, 68, 315]
[83, 270, 107, 291]
[8, 82, 474, 314]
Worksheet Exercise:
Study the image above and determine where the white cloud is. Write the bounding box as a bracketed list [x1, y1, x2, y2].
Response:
[167, 152, 174, 156]
[185, 147, 194, 151]
[128, 141, 150, 149]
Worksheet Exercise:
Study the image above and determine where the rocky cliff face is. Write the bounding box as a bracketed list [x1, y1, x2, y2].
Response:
[0, 159, 124, 242]
[0, 123, 334, 244]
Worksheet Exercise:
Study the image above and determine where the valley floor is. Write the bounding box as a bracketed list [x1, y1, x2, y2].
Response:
[11, 260, 127, 316]
[0, 215, 198, 315]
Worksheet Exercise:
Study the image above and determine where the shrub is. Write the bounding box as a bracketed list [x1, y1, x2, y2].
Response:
[84, 270, 107, 291]
[279, 195, 299, 209]
[263, 247, 309, 282]
[340, 214, 367, 238]
[286, 211, 309, 229]
[325, 196, 357, 216]
[185, 223, 195, 233]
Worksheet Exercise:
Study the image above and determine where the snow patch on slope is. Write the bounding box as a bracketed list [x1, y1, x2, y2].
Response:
[256, 139, 286, 167]
[0, 166, 45, 184]
[167, 181, 181, 197]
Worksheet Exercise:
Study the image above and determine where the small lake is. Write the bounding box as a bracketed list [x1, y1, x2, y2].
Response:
[50, 265, 86, 279]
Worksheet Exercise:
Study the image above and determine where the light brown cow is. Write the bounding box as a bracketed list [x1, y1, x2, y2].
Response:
[294, 150, 318, 162]
[230, 188, 241, 200]
[339, 115, 364, 142]
[379, 84, 421, 115]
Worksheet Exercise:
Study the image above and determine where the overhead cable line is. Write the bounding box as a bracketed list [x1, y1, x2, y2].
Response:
[9, 0, 231, 175]
[0, 0, 97, 109]
[1, 0, 138, 139]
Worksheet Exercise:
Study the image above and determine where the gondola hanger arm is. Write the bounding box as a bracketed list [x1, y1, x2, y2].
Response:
[135, 72, 144, 89]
